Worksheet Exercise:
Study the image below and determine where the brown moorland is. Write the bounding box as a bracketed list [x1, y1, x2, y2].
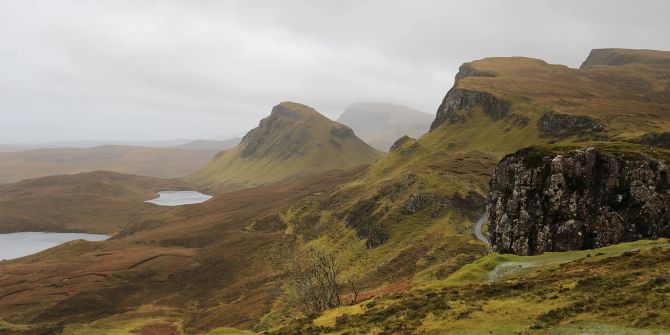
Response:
[0, 145, 220, 185]
[1, 49, 670, 334]
[0, 171, 187, 234]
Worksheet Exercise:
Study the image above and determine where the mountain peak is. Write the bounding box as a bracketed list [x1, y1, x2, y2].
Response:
[187, 102, 381, 191]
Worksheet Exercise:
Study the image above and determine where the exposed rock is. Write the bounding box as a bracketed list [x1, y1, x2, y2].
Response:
[451, 191, 487, 221]
[330, 125, 355, 138]
[390, 135, 420, 155]
[344, 196, 388, 249]
[402, 192, 448, 215]
[537, 111, 606, 140]
[454, 63, 497, 82]
[240, 104, 311, 159]
[430, 88, 511, 130]
[488, 146, 670, 255]
[635, 132, 670, 149]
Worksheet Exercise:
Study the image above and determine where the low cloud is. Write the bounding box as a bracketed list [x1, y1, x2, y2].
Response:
[0, 0, 668, 142]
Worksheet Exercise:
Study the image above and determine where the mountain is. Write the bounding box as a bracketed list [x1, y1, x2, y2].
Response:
[0, 171, 185, 234]
[264, 48, 670, 333]
[0, 139, 194, 152]
[186, 101, 382, 191]
[0, 145, 219, 184]
[336, 103, 434, 151]
[2, 49, 670, 335]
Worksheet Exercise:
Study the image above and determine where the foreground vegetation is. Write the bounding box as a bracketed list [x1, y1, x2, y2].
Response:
[269, 239, 670, 334]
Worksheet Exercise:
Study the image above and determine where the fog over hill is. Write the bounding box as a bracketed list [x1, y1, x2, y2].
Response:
[337, 103, 434, 151]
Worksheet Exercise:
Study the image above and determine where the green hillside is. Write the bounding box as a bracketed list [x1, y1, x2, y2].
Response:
[186, 102, 383, 191]
[2, 49, 670, 335]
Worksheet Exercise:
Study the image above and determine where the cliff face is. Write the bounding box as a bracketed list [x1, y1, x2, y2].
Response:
[537, 111, 606, 139]
[488, 146, 670, 255]
[430, 63, 513, 131]
[430, 88, 512, 130]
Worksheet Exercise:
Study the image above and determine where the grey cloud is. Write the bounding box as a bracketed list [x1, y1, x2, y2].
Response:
[0, 0, 668, 142]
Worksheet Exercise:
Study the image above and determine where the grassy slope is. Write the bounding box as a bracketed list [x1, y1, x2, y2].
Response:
[0, 168, 367, 335]
[0, 145, 218, 185]
[271, 239, 670, 334]
[257, 49, 670, 332]
[186, 102, 382, 192]
[0, 171, 186, 234]
[2, 49, 670, 334]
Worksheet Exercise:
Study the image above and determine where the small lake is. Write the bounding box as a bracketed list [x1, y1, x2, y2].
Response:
[144, 191, 212, 206]
[0, 232, 109, 261]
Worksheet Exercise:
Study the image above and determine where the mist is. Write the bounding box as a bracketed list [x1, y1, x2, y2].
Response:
[1, 0, 668, 143]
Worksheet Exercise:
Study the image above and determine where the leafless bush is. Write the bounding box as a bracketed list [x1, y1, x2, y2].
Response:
[287, 248, 359, 314]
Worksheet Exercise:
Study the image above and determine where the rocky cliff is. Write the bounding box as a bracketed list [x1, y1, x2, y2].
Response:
[488, 145, 670, 255]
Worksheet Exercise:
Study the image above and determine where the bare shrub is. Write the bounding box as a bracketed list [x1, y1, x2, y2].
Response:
[286, 248, 359, 314]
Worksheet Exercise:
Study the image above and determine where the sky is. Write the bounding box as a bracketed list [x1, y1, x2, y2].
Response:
[0, 0, 669, 143]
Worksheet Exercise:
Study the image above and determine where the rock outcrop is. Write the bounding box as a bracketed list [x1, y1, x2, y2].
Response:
[488, 145, 670, 255]
[537, 111, 606, 140]
[453, 63, 497, 82]
[635, 132, 670, 149]
[430, 88, 511, 130]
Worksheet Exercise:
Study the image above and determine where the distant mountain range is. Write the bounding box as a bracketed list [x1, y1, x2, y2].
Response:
[336, 102, 434, 151]
[0, 137, 242, 153]
[0, 138, 241, 185]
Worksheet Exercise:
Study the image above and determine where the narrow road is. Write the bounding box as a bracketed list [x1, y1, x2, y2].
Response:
[473, 212, 489, 245]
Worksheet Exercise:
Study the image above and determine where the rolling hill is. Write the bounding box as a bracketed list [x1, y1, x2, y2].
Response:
[0, 171, 186, 234]
[0, 145, 219, 185]
[336, 103, 434, 151]
[186, 101, 383, 191]
[1, 48, 670, 335]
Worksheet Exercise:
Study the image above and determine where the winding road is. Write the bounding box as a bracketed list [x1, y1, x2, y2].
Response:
[473, 212, 489, 245]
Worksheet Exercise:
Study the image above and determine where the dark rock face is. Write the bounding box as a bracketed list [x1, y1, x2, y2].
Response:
[537, 111, 606, 140]
[430, 88, 511, 130]
[344, 196, 388, 249]
[389, 135, 421, 155]
[239, 104, 311, 159]
[454, 64, 497, 82]
[635, 132, 670, 149]
[330, 125, 355, 138]
[488, 146, 670, 255]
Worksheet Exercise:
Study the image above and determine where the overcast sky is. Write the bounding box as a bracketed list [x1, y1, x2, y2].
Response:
[1, 0, 668, 143]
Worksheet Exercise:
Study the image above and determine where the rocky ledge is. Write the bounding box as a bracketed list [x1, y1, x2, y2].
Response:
[430, 88, 511, 130]
[488, 145, 670, 255]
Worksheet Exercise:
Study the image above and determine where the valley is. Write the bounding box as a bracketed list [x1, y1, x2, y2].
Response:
[0, 141, 238, 185]
[1, 48, 670, 335]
